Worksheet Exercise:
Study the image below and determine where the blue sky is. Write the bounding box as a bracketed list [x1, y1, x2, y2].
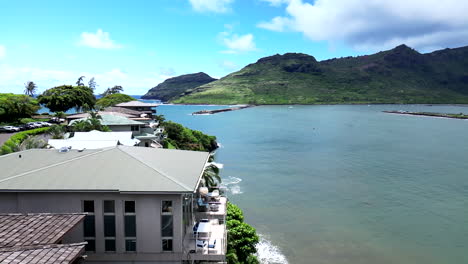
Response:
[1, 0, 467, 95]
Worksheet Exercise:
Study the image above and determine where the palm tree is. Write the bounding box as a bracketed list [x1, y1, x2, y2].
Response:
[24, 81, 37, 97]
[202, 163, 221, 188]
[48, 125, 66, 139]
[76, 76, 85, 86]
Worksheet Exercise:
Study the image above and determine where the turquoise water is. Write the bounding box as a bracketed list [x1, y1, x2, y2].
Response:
[161, 104, 468, 264]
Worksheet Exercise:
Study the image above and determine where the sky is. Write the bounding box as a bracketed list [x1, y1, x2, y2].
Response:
[1, 0, 468, 95]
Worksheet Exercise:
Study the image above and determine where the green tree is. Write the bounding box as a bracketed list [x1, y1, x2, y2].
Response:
[88, 77, 97, 90]
[202, 164, 222, 187]
[76, 76, 85, 86]
[24, 81, 37, 97]
[0, 93, 40, 122]
[38, 85, 96, 112]
[95, 93, 135, 108]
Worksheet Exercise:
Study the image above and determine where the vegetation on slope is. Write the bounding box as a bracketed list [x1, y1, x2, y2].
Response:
[161, 120, 217, 152]
[141, 72, 217, 101]
[0, 127, 52, 155]
[173, 45, 468, 104]
[226, 202, 259, 264]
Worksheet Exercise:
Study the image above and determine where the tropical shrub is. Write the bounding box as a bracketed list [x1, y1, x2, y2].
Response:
[226, 202, 259, 264]
[162, 121, 217, 152]
[0, 127, 51, 155]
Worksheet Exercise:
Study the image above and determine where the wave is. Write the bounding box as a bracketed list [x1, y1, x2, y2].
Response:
[256, 235, 289, 264]
[211, 162, 224, 169]
[217, 142, 224, 148]
[221, 176, 242, 195]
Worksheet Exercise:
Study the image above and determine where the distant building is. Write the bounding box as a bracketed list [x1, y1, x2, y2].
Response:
[115, 101, 159, 119]
[0, 146, 227, 264]
[68, 114, 161, 147]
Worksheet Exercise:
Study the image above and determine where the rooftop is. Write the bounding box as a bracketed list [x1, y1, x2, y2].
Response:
[0, 213, 85, 248]
[115, 100, 159, 107]
[0, 243, 86, 264]
[0, 146, 210, 193]
[104, 106, 146, 116]
[69, 114, 145, 126]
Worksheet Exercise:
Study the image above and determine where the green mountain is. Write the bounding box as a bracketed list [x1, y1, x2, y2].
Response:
[141, 72, 216, 101]
[173, 45, 468, 104]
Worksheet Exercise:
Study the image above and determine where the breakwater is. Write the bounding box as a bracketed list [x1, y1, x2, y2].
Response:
[192, 105, 253, 115]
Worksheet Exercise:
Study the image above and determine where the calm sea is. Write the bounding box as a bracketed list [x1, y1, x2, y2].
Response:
[155, 104, 468, 264]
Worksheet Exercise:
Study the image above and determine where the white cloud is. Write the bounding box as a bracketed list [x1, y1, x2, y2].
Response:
[159, 67, 176, 76]
[220, 32, 257, 53]
[0, 45, 5, 59]
[78, 29, 122, 49]
[218, 60, 238, 71]
[258, 16, 291, 31]
[258, 0, 468, 51]
[189, 0, 233, 13]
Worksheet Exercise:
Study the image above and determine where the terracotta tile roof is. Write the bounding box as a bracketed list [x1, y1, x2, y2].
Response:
[0, 243, 86, 264]
[0, 213, 85, 248]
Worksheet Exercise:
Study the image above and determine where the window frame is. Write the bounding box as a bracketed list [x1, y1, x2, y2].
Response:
[103, 200, 116, 252]
[124, 200, 137, 252]
[161, 200, 173, 252]
[82, 200, 96, 252]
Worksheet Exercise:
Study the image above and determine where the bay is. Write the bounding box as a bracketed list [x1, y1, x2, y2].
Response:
[156, 104, 468, 264]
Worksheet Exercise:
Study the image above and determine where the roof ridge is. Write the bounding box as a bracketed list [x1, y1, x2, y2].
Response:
[116, 147, 192, 191]
[0, 148, 115, 185]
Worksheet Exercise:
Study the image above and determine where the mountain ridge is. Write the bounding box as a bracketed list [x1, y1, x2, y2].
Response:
[172, 44, 468, 104]
[141, 72, 216, 101]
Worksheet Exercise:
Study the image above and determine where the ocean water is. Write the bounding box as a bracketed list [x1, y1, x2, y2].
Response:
[161, 104, 468, 264]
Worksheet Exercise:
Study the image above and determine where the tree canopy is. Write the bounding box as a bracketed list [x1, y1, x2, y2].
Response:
[37, 85, 96, 113]
[95, 93, 135, 108]
[0, 93, 40, 122]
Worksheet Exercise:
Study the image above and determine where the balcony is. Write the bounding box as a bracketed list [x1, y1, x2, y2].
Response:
[183, 218, 227, 262]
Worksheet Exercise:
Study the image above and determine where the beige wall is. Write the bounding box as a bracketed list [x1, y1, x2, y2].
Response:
[0, 192, 187, 262]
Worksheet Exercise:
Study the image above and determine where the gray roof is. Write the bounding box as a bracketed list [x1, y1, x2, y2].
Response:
[0, 146, 209, 193]
[0, 213, 85, 248]
[0, 243, 86, 264]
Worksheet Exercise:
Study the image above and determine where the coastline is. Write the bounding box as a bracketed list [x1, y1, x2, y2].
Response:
[383, 110, 468, 119]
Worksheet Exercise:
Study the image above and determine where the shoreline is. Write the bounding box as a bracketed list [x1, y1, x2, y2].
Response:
[383, 110, 468, 119]
[152, 101, 468, 107]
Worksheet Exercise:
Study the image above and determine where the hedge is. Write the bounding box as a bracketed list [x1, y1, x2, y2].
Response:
[0, 127, 51, 155]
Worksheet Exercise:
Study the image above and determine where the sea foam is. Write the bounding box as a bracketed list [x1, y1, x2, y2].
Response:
[221, 176, 243, 195]
[256, 235, 289, 264]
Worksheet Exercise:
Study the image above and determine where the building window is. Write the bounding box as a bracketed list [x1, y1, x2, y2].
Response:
[162, 239, 173, 251]
[124, 201, 136, 252]
[103, 200, 116, 252]
[161, 200, 173, 252]
[131, 125, 139, 131]
[82, 200, 95, 252]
